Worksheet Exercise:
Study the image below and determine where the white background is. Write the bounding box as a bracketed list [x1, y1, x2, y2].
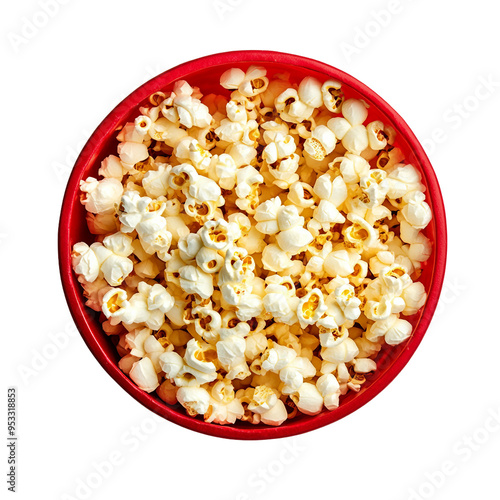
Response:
[2, 0, 499, 499]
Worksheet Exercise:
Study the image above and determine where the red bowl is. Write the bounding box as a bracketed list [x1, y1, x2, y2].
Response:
[58, 50, 447, 440]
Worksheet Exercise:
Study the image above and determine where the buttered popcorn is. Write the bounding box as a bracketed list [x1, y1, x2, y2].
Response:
[72, 66, 433, 427]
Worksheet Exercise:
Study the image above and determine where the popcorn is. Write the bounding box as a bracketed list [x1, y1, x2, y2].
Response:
[165, 80, 212, 129]
[184, 339, 218, 374]
[71, 242, 100, 283]
[322, 338, 359, 363]
[234, 165, 263, 213]
[72, 68, 433, 427]
[275, 206, 314, 254]
[117, 141, 149, 166]
[248, 385, 278, 414]
[221, 66, 269, 98]
[80, 177, 124, 215]
[321, 80, 343, 113]
[312, 173, 347, 230]
[216, 329, 247, 369]
[304, 125, 337, 161]
[366, 120, 393, 151]
[142, 164, 171, 198]
[327, 98, 369, 154]
[199, 219, 232, 250]
[129, 357, 159, 393]
[196, 246, 224, 274]
[400, 191, 432, 229]
[176, 386, 211, 416]
[159, 351, 184, 379]
[260, 399, 288, 426]
[263, 275, 299, 325]
[297, 289, 328, 328]
[334, 284, 361, 321]
[99, 155, 125, 180]
[316, 374, 341, 410]
[292, 383, 324, 415]
[179, 265, 214, 300]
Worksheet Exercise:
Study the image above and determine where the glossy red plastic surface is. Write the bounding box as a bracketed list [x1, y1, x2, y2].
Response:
[58, 51, 447, 440]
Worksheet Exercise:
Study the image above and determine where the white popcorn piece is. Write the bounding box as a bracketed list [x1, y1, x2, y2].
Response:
[401, 191, 432, 229]
[212, 153, 238, 190]
[117, 282, 174, 330]
[159, 351, 184, 379]
[298, 76, 323, 108]
[184, 339, 218, 374]
[276, 227, 314, 255]
[168, 163, 199, 191]
[317, 316, 348, 348]
[292, 382, 324, 416]
[192, 306, 222, 344]
[297, 289, 328, 328]
[321, 80, 343, 113]
[280, 357, 316, 394]
[312, 173, 347, 229]
[275, 88, 314, 123]
[129, 357, 159, 393]
[354, 336, 382, 358]
[218, 246, 254, 286]
[118, 354, 140, 375]
[205, 397, 245, 425]
[199, 219, 234, 251]
[359, 169, 389, 208]
[134, 115, 152, 136]
[221, 66, 269, 98]
[142, 164, 171, 198]
[386, 164, 425, 199]
[71, 242, 100, 283]
[327, 98, 369, 154]
[401, 282, 427, 315]
[263, 275, 299, 325]
[304, 125, 337, 161]
[385, 318, 413, 346]
[176, 386, 211, 416]
[102, 289, 133, 324]
[322, 337, 359, 363]
[99, 155, 125, 180]
[316, 373, 341, 410]
[196, 246, 224, 274]
[262, 342, 297, 372]
[178, 233, 203, 263]
[263, 133, 296, 165]
[216, 333, 246, 368]
[124, 328, 152, 358]
[334, 284, 361, 321]
[117, 141, 149, 166]
[366, 120, 391, 151]
[179, 265, 214, 300]
[248, 385, 278, 414]
[343, 213, 378, 251]
[288, 181, 316, 209]
[352, 358, 377, 373]
[254, 197, 281, 235]
[234, 165, 263, 213]
[260, 399, 288, 426]
[80, 177, 124, 215]
[324, 249, 360, 278]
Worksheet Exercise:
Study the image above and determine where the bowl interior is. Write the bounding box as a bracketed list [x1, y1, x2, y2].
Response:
[59, 51, 446, 439]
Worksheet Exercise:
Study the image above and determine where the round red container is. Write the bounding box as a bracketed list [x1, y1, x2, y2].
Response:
[58, 50, 447, 440]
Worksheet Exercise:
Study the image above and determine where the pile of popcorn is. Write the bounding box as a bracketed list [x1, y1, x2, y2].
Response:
[71, 66, 432, 426]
